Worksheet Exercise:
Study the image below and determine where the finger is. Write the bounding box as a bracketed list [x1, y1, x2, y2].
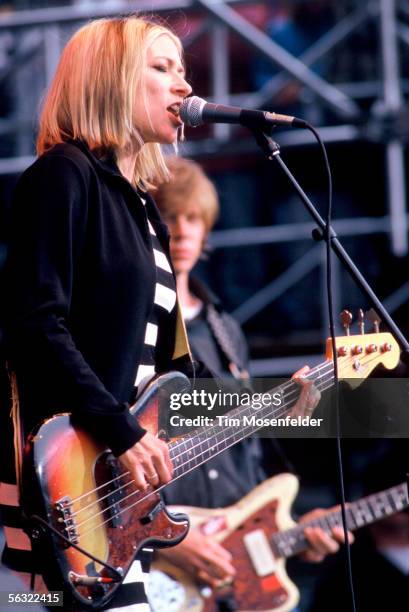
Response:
[137, 454, 159, 485]
[208, 557, 236, 578]
[331, 526, 355, 545]
[203, 539, 231, 558]
[197, 569, 224, 588]
[158, 438, 174, 475]
[131, 465, 149, 491]
[197, 564, 234, 586]
[304, 527, 340, 555]
[197, 567, 235, 588]
[141, 435, 172, 484]
[296, 383, 321, 417]
[145, 470, 159, 486]
[200, 553, 236, 578]
[152, 447, 173, 485]
[195, 558, 225, 580]
[158, 438, 174, 474]
[207, 541, 234, 562]
[302, 386, 321, 412]
[292, 365, 310, 380]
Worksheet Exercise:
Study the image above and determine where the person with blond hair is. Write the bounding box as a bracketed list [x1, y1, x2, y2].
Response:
[1, 15, 192, 611]
[150, 157, 352, 606]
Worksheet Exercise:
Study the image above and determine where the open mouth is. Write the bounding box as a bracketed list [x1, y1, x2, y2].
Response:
[167, 103, 181, 118]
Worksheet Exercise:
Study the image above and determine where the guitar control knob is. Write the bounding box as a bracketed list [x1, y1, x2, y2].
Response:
[366, 344, 377, 354]
[381, 342, 392, 352]
[337, 346, 348, 357]
[200, 587, 213, 599]
[352, 345, 363, 355]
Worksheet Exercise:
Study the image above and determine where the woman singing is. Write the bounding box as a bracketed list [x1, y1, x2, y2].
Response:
[1, 15, 191, 611]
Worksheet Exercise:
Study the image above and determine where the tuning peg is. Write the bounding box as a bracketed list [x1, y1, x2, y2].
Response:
[366, 308, 381, 333]
[357, 309, 365, 335]
[340, 310, 353, 335]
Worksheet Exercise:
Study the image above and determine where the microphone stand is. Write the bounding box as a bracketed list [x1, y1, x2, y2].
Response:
[251, 127, 408, 612]
[251, 128, 409, 358]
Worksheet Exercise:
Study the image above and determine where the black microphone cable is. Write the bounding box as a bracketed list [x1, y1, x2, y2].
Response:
[302, 122, 357, 612]
[181, 94, 358, 609]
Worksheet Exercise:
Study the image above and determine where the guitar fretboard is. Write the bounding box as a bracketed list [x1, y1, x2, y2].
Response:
[168, 360, 334, 481]
[272, 482, 409, 558]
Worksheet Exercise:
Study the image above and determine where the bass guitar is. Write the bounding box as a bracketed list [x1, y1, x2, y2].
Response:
[22, 330, 400, 608]
[151, 472, 409, 612]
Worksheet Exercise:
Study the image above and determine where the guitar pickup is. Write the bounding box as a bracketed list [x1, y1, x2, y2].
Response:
[140, 500, 165, 525]
[102, 454, 125, 528]
[243, 529, 276, 577]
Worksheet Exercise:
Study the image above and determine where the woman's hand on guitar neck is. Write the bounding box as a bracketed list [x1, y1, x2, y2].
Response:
[291, 366, 321, 418]
[299, 507, 354, 563]
[118, 432, 173, 490]
[157, 527, 236, 588]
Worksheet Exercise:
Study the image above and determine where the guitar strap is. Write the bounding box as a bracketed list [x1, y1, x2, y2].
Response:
[204, 303, 297, 476]
[205, 303, 250, 383]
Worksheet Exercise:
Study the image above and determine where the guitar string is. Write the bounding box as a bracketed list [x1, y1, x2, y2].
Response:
[53, 345, 392, 511]
[78, 464, 408, 557]
[69, 476, 136, 516]
[69, 348, 385, 523]
[62, 470, 137, 506]
[74, 340, 397, 534]
[70, 345, 384, 531]
[71, 381, 301, 529]
[76, 377, 338, 539]
[69, 345, 383, 526]
[67, 359, 334, 512]
[69, 362, 335, 520]
[272, 507, 347, 557]
[75, 375, 339, 536]
[272, 483, 409, 556]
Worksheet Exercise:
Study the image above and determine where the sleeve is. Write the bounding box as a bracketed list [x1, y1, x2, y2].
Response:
[6, 154, 145, 456]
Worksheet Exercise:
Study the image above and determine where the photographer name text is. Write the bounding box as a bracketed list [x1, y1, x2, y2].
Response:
[169, 414, 323, 428]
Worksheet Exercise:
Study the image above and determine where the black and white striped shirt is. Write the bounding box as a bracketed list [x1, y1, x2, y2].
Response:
[134, 196, 177, 389]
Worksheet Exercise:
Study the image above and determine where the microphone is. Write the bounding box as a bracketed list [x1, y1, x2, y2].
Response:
[180, 96, 307, 130]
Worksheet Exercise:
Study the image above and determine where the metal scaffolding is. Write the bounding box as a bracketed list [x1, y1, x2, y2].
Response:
[1, 0, 408, 374]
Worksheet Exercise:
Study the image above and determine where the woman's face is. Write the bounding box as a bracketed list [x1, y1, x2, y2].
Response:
[164, 204, 207, 275]
[134, 35, 192, 144]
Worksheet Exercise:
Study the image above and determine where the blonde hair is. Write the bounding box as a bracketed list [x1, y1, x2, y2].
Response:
[154, 156, 219, 233]
[37, 16, 183, 188]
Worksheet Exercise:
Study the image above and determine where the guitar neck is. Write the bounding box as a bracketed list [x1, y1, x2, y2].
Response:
[272, 482, 409, 559]
[168, 360, 334, 482]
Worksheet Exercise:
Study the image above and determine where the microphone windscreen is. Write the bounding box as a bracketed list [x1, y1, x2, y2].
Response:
[180, 96, 206, 127]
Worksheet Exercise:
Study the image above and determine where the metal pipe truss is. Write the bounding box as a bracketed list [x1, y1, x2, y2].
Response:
[1, 0, 408, 374]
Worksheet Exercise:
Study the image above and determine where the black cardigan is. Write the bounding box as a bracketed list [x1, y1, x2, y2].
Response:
[5, 141, 180, 456]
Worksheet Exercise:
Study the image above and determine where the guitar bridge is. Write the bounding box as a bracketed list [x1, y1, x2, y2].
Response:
[54, 496, 79, 545]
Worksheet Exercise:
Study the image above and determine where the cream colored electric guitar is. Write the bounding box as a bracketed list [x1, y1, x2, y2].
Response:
[150, 472, 409, 611]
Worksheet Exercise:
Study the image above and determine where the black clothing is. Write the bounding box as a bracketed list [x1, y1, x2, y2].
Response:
[5, 141, 180, 456]
[312, 534, 409, 612]
[2, 141, 188, 610]
[185, 278, 249, 377]
[162, 278, 266, 508]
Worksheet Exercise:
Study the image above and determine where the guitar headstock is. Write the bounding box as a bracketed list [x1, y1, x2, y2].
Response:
[326, 310, 401, 389]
